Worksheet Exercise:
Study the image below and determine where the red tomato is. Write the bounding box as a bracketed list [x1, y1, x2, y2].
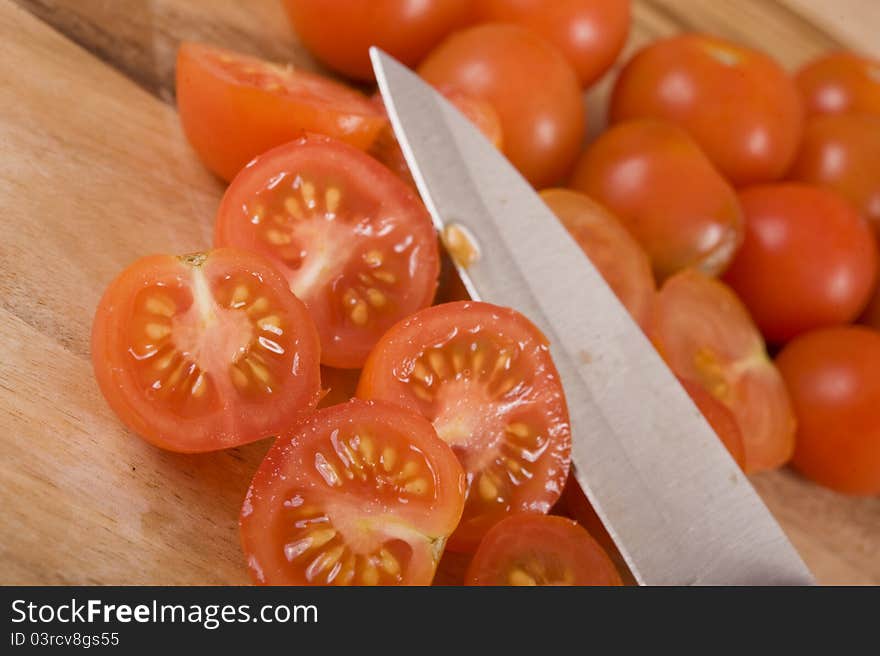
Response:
[569, 120, 743, 280]
[175, 42, 386, 182]
[240, 399, 466, 584]
[357, 301, 572, 552]
[465, 514, 621, 585]
[796, 51, 880, 117]
[419, 24, 585, 187]
[214, 135, 440, 369]
[723, 183, 878, 343]
[776, 326, 880, 495]
[281, 0, 473, 81]
[370, 86, 504, 187]
[610, 34, 804, 186]
[474, 0, 631, 87]
[540, 188, 655, 326]
[91, 248, 321, 453]
[648, 269, 796, 473]
[317, 365, 361, 409]
[678, 378, 746, 470]
[788, 113, 880, 235]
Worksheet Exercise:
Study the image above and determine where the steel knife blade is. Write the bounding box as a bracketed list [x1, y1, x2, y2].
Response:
[371, 48, 813, 585]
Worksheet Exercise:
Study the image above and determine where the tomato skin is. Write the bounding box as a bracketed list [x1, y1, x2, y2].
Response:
[419, 23, 585, 187]
[788, 113, 880, 235]
[214, 135, 440, 369]
[678, 379, 746, 470]
[474, 0, 631, 87]
[282, 0, 473, 81]
[91, 248, 322, 453]
[357, 301, 572, 552]
[569, 120, 743, 280]
[465, 514, 622, 586]
[776, 326, 880, 495]
[175, 42, 386, 182]
[240, 399, 466, 585]
[648, 269, 796, 473]
[796, 51, 880, 118]
[723, 183, 878, 344]
[540, 188, 655, 326]
[610, 34, 803, 186]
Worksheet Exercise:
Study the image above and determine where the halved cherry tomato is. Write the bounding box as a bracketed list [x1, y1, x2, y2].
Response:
[176, 42, 386, 181]
[474, 0, 631, 87]
[796, 51, 880, 117]
[419, 24, 585, 187]
[723, 183, 878, 344]
[610, 34, 803, 186]
[281, 0, 474, 81]
[465, 514, 621, 586]
[678, 378, 746, 470]
[569, 120, 743, 280]
[776, 326, 880, 496]
[788, 113, 880, 235]
[240, 399, 466, 585]
[214, 135, 440, 369]
[370, 86, 504, 187]
[648, 269, 796, 473]
[357, 301, 572, 552]
[540, 188, 655, 326]
[91, 248, 321, 452]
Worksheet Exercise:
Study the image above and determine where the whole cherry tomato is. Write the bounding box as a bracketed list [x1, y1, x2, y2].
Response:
[473, 0, 631, 87]
[419, 24, 585, 187]
[796, 51, 880, 117]
[788, 113, 880, 235]
[569, 120, 743, 280]
[723, 183, 878, 344]
[610, 34, 803, 186]
[776, 326, 880, 496]
[281, 0, 473, 80]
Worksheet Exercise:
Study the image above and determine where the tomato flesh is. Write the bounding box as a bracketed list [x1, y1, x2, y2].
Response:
[176, 42, 386, 181]
[358, 301, 572, 552]
[215, 135, 440, 369]
[465, 514, 622, 586]
[679, 378, 746, 470]
[91, 248, 321, 452]
[240, 399, 466, 585]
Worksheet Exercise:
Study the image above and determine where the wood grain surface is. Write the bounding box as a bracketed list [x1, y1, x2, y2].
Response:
[1, 0, 878, 585]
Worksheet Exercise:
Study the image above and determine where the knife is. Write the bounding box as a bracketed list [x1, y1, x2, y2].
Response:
[371, 48, 814, 586]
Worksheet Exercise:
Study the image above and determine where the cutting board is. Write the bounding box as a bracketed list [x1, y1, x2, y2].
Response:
[1, 0, 878, 585]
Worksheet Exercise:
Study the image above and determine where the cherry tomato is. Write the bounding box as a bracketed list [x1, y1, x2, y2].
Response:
[281, 0, 473, 81]
[465, 514, 621, 586]
[91, 248, 321, 452]
[540, 188, 655, 326]
[678, 378, 746, 470]
[419, 23, 585, 187]
[357, 301, 572, 552]
[474, 0, 631, 87]
[569, 120, 743, 280]
[648, 269, 796, 473]
[776, 326, 880, 496]
[788, 113, 880, 235]
[240, 399, 466, 584]
[796, 51, 880, 117]
[723, 183, 878, 343]
[175, 42, 386, 182]
[610, 34, 803, 186]
[214, 135, 440, 369]
[317, 365, 361, 409]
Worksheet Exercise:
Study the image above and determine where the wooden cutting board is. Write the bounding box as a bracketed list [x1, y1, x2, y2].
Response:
[1, 0, 878, 585]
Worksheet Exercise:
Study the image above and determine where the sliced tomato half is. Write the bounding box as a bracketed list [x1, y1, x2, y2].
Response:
[215, 135, 440, 369]
[91, 248, 322, 452]
[465, 514, 622, 586]
[176, 42, 387, 181]
[357, 301, 572, 552]
[240, 399, 466, 585]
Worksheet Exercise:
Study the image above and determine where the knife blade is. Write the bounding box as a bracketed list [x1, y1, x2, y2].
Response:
[371, 48, 814, 585]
